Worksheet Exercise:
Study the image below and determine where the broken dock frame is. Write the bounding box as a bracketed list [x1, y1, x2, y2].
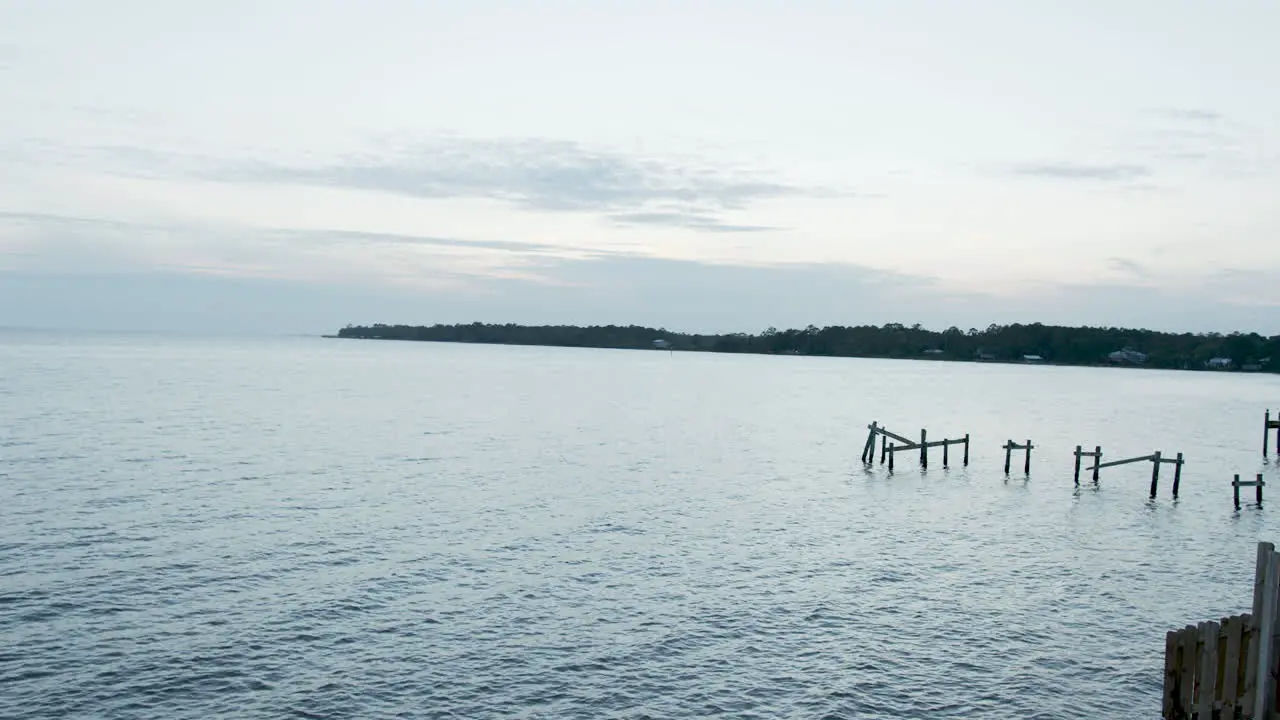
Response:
[1234, 474, 1265, 509]
[1074, 445, 1185, 498]
[862, 421, 969, 471]
[1003, 439, 1033, 475]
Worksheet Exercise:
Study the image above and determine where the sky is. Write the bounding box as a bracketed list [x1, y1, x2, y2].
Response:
[2, 0, 1279, 334]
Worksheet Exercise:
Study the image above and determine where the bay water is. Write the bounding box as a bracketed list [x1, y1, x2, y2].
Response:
[3, 330, 1280, 718]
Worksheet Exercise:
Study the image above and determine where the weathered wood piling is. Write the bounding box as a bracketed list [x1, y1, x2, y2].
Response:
[1266, 409, 1280, 455]
[1003, 439, 1033, 475]
[1074, 446, 1184, 498]
[1235, 474, 1266, 509]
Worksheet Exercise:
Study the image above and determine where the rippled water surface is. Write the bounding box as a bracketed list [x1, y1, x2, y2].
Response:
[4, 330, 1280, 718]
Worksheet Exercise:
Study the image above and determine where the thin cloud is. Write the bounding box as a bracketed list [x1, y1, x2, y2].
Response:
[216, 137, 829, 232]
[610, 211, 778, 233]
[266, 227, 573, 255]
[0, 209, 607, 261]
[0, 209, 627, 286]
[1163, 151, 1210, 161]
[5, 136, 862, 233]
[1107, 257, 1150, 278]
[1142, 108, 1223, 123]
[1013, 163, 1151, 181]
[225, 138, 803, 210]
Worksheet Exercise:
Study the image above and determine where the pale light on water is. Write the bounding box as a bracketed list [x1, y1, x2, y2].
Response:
[3, 330, 1280, 718]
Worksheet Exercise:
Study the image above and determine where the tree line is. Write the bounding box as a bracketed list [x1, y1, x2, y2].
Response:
[335, 322, 1280, 372]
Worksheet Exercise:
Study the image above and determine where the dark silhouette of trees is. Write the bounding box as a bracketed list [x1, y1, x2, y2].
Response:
[335, 321, 1280, 373]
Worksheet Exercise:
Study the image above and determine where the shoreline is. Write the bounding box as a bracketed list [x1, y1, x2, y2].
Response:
[325, 333, 1276, 375]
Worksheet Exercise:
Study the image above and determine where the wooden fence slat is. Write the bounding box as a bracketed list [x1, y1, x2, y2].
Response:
[1218, 621, 1230, 712]
[1244, 614, 1254, 684]
[1199, 620, 1220, 718]
[1246, 545, 1274, 714]
[1256, 550, 1280, 720]
[1164, 630, 1179, 716]
[1224, 614, 1245, 714]
[1255, 543, 1274, 620]
[1180, 625, 1198, 713]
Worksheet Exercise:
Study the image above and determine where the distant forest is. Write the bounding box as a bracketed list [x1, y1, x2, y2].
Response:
[335, 322, 1280, 372]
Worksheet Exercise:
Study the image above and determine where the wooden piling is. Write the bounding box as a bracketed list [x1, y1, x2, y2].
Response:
[1023, 439, 1032, 475]
[1267, 409, 1271, 456]
[1260, 473, 1266, 505]
[1171, 452, 1183, 498]
[888, 442, 895, 473]
[920, 429, 927, 469]
[1092, 446, 1101, 482]
[1149, 450, 1162, 499]
[880, 433, 887, 465]
[963, 433, 969, 466]
[1074, 445, 1082, 485]
[1237, 474, 1243, 509]
[943, 439, 949, 468]
[1004, 442, 1012, 474]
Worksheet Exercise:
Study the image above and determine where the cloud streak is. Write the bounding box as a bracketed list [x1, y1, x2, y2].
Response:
[216, 137, 832, 232]
[8, 135, 842, 233]
[1013, 163, 1151, 181]
[0, 210, 618, 287]
[1142, 107, 1223, 123]
[1107, 257, 1150, 278]
[609, 211, 778, 233]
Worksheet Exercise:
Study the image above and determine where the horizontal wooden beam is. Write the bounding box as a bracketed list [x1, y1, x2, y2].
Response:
[1075, 449, 1102, 457]
[1090, 454, 1156, 470]
[1235, 480, 1266, 488]
[1004, 442, 1033, 450]
[869, 426, 916, 446]
[1157, 456, 1185, 465]
[1268, 421, 1280, 429]
[886, 438, 967, 452]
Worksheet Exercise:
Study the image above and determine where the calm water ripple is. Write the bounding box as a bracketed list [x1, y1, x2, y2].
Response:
[3, 330, 1280, 718]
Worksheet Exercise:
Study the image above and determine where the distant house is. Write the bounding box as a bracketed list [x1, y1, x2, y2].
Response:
[1206, 357, 1233, 370]
[1108, 348, 1148, 365]
[975, 350, 997, 361]
[922, 348, 945, 356]
[1022, 354, 1044, 363]
[652, 339, 671, 350]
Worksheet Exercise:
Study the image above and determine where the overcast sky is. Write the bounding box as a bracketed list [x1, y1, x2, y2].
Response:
[2, 0, 1278, 334]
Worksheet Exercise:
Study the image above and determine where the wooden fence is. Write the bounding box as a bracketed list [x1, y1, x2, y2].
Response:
[1164, 542, 1280, 718]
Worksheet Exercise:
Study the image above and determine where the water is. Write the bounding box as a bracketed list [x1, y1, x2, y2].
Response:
[3, 330, 1280, 719]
